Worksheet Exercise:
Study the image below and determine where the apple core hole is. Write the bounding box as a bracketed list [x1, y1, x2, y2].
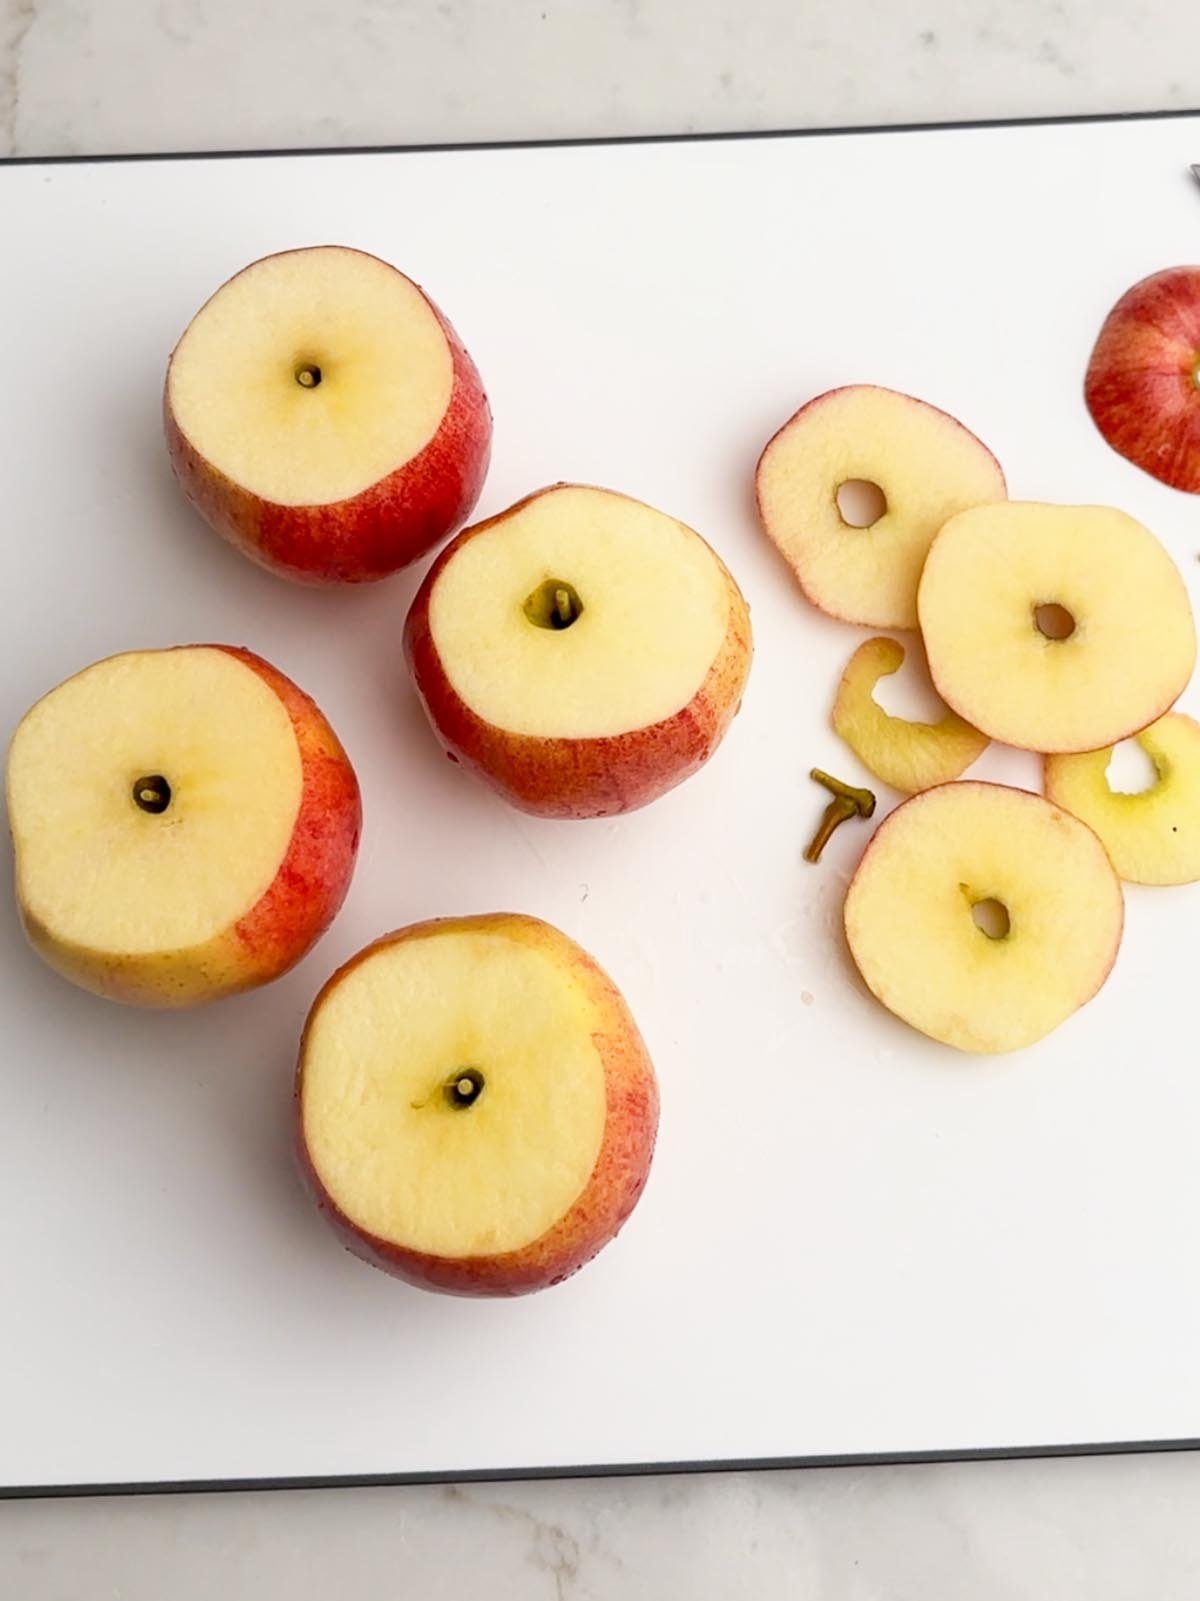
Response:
[132, 774, 171, 815]
[524, 578, 584, 631]
[1034, 602, 1076, 641]
[294, 362, 322, 389]
[1105, 738, 1159, 795]
[835, 479, 888, 529]
[971, 897, 1010, 940]
[444, 1068, 485, 1109]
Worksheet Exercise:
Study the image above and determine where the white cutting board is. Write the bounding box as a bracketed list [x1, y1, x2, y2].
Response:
[2, 114, 1200, 1494]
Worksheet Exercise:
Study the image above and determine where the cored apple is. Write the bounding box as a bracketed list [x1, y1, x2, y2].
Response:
[5, 645, 360, 1005]
[1085, 266, 1200, 492]
[1044, 712, 1200, 885]
[296, 913, 659, 1296]
[844, 781, 1124, 1054]
[404, 484, 752, 818]
[918, 502, 1196, 754]
[832, 635, 988, 794]
[754, 385, 1006, 629]
[164, 246, 491, 584]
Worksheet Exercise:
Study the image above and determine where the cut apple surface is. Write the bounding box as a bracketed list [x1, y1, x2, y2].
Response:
[404, 484, 752, 817]
[1044, 712, 1200, 885]
[754, 385, 1006, 629]
[844, 781, 1124, 1054]
[832, 636, 989, 793]
[5, 646, 360, 1006]
[165, 246, 491, 584]
[1085, 266, 1200, 492]
[918, 502, 1196, 754]
[297, 913, 659, 1296]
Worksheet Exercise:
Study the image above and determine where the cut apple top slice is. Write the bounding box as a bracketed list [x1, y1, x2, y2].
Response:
[919, 502, 1196, 754]
[6, 648, 302, 956]
[426, 485, 733, 739]
[844, 781, 1124, 1054]
[166, 247, 454, 507]
[300, 919, 609, 1259]
[755, 385, 1006, 630]
[1044, 712, 1200, 885]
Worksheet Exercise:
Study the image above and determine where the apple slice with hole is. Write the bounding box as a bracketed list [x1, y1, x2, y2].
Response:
[844, 781, 1124, 1054]
[832, 635, 989, 793]
[165, 246, 492, 584]
[5, 645, 361, 1006]
[1044, 712, 1200, 885]
[754, 385, 1007, 628]
[919, 502, 1196, 754]
[297, 913, 659, 1296]
[1085, 266, 1200, 492]
[404, 484, 753, 818]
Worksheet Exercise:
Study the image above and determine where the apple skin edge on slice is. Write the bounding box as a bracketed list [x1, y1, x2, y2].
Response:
[754, 385, 1007, 629]
[1085, 266, 1200, 492]
[404, 483, 753, 818]
[832, 636, 989, 794]
[918, 502, 1196, 754]
[5, 645, 361, 1006]
[844, 782, 1124, 1055]
[1045, 712, 1200, 886]
[165, 246, 492, 584]
[296, 913, 659, 1296]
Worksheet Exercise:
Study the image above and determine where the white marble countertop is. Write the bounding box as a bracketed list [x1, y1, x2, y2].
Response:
[4, 2, 1200, 1595]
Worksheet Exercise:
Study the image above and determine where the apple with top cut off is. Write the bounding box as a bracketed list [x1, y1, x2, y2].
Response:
[165, 246, 492, 584]
[1085, 266, 1200, 492]
[404, 484, 752, 818]
[5, 645, 361, 1005]
[296, 913, 659, 1296]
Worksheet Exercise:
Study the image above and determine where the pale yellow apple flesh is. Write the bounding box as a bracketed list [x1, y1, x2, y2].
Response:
[1044, 712, 1200, 885]
[919, 502, 1196, 754]
[167, 247, 452, 507]
[755, 385, 1007, 629]
[302, 926, 606, 1258]
[298, 913, 659, 1295]
[832, 636, 989, 793]
[844, 782, 1124, 1053]
[428, 486, 730, 738]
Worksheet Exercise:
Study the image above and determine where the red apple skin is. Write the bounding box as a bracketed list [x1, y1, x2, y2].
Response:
[1085, 267, 1200, 492]
[403, 489, 753, 819]
[18, 645, 362, 1007]
[164, 252, 492, 584]
[296, 914, 660, 1297]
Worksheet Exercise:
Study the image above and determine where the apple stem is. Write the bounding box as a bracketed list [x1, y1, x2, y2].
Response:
[803, 769, 876, 864]
[555, 587, 574, 626]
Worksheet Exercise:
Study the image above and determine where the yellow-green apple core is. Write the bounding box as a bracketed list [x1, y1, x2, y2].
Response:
[301, 924, 607, 1259]
[167, 248, 452, 506]
[1044, 712, 1200, 885]
[7, 649, 301, 956]
[832, 636, 989, 794]
[844, 782, 1125, 1054]
[918, 502, 1196, 754]
[755, 385, 1007, 629]
[428, 486, 730, 738]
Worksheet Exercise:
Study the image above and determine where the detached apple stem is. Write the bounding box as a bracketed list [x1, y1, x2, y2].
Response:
[804, 769, 876, 864]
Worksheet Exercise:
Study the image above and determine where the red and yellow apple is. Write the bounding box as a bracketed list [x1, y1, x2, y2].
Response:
[1085, 266, 1200, 492]
[754, 385, 1006, 629]
[404, 484, 752, 818]
[918, 502, 1196, 754]
[5, 645, 361, 1005]
[296, 913, 659, 1296]
[831, 635, 989, 793]
[844, 781, 1124, 1054]
[165, 246, 492, 584]
[1044, 711, 1200, 885]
